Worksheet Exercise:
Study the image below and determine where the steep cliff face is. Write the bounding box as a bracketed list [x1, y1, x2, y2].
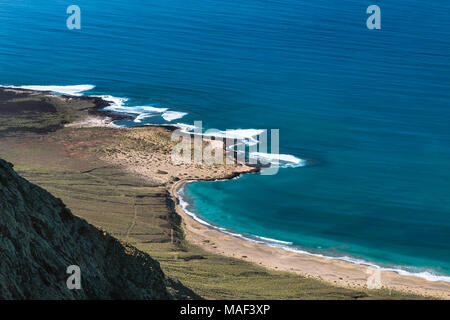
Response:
[0, 158, 173, 299]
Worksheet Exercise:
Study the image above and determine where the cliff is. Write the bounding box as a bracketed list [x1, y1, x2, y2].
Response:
[0, 158, 173, 299]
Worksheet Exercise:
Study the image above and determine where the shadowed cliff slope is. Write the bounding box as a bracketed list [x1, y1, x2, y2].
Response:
[0, 158, 175, 299]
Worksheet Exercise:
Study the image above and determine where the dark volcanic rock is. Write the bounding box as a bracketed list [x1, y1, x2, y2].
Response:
[0, 158, 173, 300]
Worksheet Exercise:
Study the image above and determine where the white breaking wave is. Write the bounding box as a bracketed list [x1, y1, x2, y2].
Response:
[175, 123, 197, 132]
[204, 129, 264, 146]
[139, 106, 168, 113]
[134, 113, 155, 123]
[93, 95, 186, 124]
[250, 152, 307, 168]
[254, 236, 293, 245]
[162, 111, 188, 122]
[129, 106, 168, 123]
[5, 84, 95, 96]
[92, 95, 176, 124]
[95, 96, 167, 116]
[93, 95, 129, 110]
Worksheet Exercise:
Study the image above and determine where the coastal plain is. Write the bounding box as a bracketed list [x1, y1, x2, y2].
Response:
[0, 87, 443, 299]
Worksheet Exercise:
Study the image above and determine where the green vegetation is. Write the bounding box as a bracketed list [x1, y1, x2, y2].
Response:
[140, 242, 422, 300]
[0, 91, 101, 136]
[0, 88, 427, 300]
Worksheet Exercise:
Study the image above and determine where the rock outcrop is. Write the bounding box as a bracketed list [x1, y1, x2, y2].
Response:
[0, 158, 173, 299]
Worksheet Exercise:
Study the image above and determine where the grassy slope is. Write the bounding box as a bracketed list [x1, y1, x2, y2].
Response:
[0, 89, 426, 299]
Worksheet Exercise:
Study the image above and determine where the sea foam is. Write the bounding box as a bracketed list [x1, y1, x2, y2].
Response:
[250, 152, 307, 168]
[204, 129, 265, 146]
[162, 111, 188, 121]
[5, 84, 95, 96]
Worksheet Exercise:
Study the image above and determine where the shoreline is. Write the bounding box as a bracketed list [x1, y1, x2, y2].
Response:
[175, 178, 450, 281]
[3, 85, 449, 299]
[170, 179, 450, 299]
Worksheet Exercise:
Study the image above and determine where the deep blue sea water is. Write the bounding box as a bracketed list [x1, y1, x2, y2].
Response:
[1, 0, 450, 280]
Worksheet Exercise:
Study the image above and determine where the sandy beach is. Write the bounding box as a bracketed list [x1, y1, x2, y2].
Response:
[169, 180, 450, 299]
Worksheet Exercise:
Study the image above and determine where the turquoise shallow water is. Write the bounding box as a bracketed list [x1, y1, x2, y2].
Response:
[1, 0, 450, 279]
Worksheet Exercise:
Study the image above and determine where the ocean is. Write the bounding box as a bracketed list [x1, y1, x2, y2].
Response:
[1, 0, 450, 280]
